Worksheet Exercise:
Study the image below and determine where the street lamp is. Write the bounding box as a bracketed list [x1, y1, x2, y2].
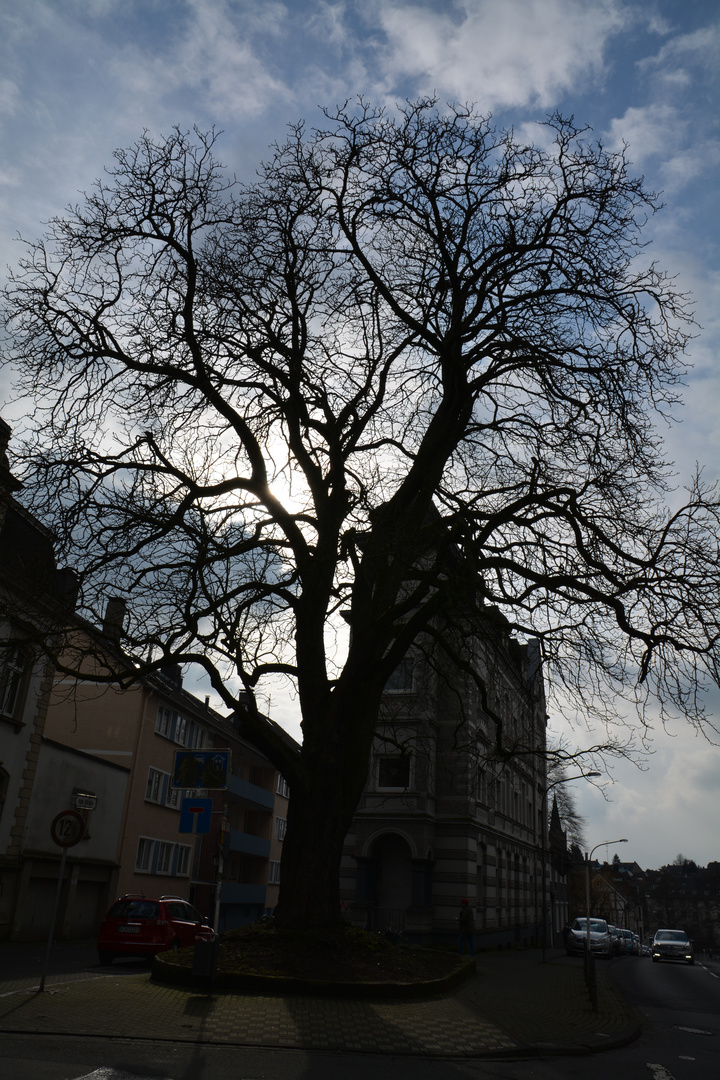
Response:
[540, 772, 601, 962]
[584, 837, 628, 1008]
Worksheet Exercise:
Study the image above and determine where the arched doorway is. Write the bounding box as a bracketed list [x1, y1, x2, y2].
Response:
[370, 832, 413, 933]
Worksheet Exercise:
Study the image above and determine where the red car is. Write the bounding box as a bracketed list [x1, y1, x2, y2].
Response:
[97, 894, 214, 964]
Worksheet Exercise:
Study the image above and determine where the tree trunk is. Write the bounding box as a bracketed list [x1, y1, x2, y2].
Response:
[270, 635, 384, 930]
[273, 775, 360, 929]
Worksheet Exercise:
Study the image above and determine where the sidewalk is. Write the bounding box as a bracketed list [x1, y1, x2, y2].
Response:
[0, 944, 641, 1059]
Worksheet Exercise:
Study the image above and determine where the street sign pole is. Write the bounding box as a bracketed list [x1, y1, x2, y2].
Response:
[39, 847, 67, 993]
[212, 815, 230, 932]
[213, 845, 224, 933]
[39, 809, 87, 993]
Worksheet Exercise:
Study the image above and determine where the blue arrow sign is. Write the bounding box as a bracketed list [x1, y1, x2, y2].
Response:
[172, 750, 230, 790]
[179, 797, 213, 834]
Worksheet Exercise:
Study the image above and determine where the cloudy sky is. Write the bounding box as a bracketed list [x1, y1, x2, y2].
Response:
[0, 0, 717, 871]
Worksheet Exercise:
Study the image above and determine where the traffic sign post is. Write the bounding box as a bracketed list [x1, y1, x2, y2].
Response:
[172, 750, 230, 790]
[72, 792, 98, 811]
[40, 808, 90, 992]
[50, 809, 85, 848]
[179, 797, 213, 834]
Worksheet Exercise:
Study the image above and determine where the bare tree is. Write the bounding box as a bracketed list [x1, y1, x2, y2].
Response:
[546, 756, 588, 851]
[3, 100, 718, 928]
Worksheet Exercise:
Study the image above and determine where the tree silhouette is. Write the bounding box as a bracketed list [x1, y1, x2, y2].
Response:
[3, 100, 718, 927]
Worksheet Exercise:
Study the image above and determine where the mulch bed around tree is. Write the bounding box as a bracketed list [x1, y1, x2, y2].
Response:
[154, 921, 473, 997]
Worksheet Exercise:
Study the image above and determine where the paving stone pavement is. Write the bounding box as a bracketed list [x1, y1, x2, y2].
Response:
[0, 945, 641, 1059]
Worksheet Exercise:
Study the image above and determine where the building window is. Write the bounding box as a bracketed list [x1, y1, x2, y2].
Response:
[155, 705, 203, 750]
[145, 768, 182, 809]
[276, 817, 287, 841]
[377, 755, 411, 790]
[155, 842, 173, 874]
[174, 714, 187, 745]
[477, 767, 486, 804]
[176, 845, 191, 876]
[146, 768, 164, 803]
[268, 860, 281, 884]
[476, 861, 485, 918]
[155, 704, 172, 738]
[384, 657, 415, 693]
[0, 643, 29, 721]
[276, 775, 290, 798]
[188, 724, 204, 749]
[0, 766, 9, 824]
[136, 837, 153, 872]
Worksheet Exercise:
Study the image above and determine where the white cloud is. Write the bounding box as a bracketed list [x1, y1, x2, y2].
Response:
[102, 0, 292, 122]
[0, 78, 20, 116]
[368, 0, 627, 108]
[608, 103, 678, 161]
[576, 728, 720, 870]
[606, 103, 720, 193]
[637, 21, 720, 80]
[307, 0, 350, 48]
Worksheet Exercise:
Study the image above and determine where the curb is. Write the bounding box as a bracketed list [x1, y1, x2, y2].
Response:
[151, 951, 477, 999]
[507, 1020, 643, 1059]
[0, 1026, 641, 1060]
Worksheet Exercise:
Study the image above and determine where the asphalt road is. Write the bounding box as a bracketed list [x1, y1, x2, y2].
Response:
[1, 950, 718, 1079]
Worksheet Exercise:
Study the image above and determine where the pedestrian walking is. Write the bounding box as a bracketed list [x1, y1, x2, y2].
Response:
[458, 898, 475, 957]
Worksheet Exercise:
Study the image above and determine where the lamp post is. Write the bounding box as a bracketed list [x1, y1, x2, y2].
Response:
[584, 837, 628, 1009]
[540, 772, 601, 962]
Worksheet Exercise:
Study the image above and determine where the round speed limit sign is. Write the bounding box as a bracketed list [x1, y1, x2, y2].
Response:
[50, 809, 85, 848]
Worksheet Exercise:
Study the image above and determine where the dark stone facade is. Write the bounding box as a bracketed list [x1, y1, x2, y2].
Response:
[341, 605, 557, 948]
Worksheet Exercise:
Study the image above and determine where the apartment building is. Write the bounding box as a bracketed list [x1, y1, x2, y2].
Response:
[341, 603, 552, 949]
[1, 418, 127, 940]
[44, 649, 296, 930]
[2, 416, 296, 938]
[192, 714, 293, 930]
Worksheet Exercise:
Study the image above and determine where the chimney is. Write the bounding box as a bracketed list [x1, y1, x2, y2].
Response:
[102, 597, 127, 642]
[160, 663, 183, 689]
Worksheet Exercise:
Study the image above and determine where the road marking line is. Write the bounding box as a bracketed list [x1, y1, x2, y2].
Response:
[647, 1066, 676, 1080]
[0, 974, 111, 998]
[73, 1070, 173, 1079]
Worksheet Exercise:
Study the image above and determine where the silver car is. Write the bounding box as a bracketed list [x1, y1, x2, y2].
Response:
[566, 917, 613, 958]
[652, 929, 694, 965]
[607, 924, 623, 955]
[618, 928, 637, 954]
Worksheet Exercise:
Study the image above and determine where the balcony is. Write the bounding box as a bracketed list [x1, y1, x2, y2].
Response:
[220, 882, 267, 905]
[228, 829, 271, 858]
[228, 774, 275, 810]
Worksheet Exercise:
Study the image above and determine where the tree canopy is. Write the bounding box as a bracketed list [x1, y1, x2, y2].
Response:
[3, 99, 718, 926]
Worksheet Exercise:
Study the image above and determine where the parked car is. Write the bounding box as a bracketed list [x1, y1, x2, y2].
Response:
[651, 929, 694, 965]
[607, 924, 623, 955]
[565, 917, 613, 958]
[97, 894, 214, 964]
[618, 928, 636, 954]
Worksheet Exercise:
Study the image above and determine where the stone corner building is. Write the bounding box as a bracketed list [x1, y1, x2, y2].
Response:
[341, 601, 550, 949]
